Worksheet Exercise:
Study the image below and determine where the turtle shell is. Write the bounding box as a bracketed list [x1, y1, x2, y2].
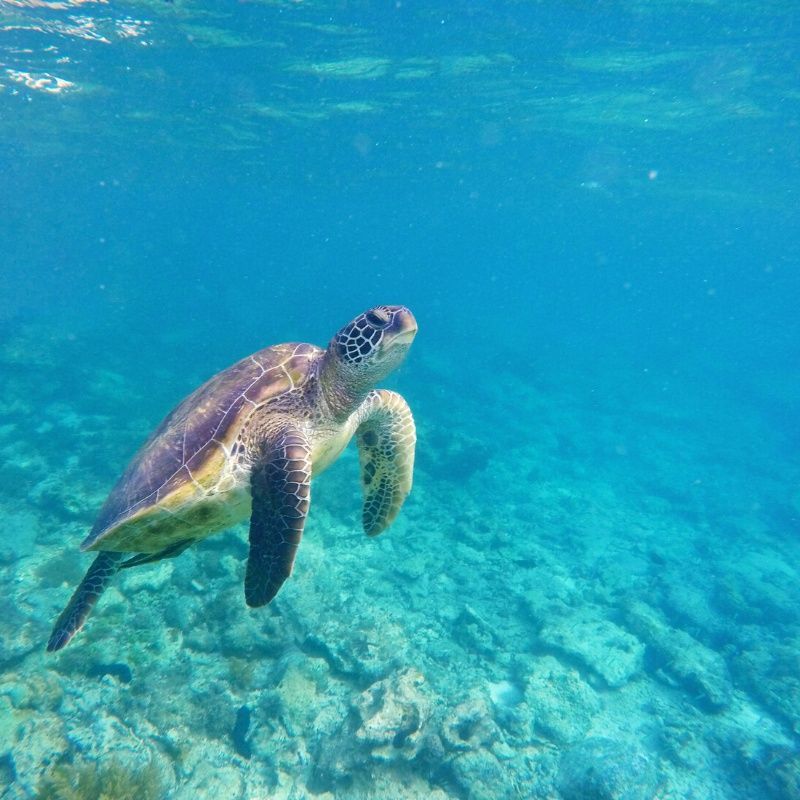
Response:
[83, 342, 322, 553]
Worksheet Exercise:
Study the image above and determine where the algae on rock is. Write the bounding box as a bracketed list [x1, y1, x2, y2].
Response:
[624, 600, 733, 710]
[525, 655, 602, 745]
[539, 607, 645, 688]
[353, 667, 434, 762]
[35, 758, 165, 800]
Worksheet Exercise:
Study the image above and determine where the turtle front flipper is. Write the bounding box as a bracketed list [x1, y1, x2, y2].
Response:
[355, 389, 416, 536]
[245, 429, 312, 607]
[46, 551, 124, 652]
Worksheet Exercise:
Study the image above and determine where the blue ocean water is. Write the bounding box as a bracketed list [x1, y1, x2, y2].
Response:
[1, 1, 799, 798]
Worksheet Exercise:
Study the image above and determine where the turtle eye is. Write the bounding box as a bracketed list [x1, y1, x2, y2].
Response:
[365, 309, 390, 328]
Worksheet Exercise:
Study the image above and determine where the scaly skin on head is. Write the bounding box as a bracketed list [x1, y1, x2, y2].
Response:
[319, 305, 418, 422]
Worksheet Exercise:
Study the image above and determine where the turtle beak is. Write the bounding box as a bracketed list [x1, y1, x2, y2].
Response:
[387, 306, 418, 346]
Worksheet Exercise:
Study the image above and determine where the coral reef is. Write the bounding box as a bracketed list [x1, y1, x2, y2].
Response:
[2, 342, 799, 800]
[557, 737, 660, 800]
[440, 694, 499, 752]
[624, 600, 733, 710]
[35, 759, 165, 800]
[525, 655, 602, 745]
[539, 608, 645, 688]
[352, 668, 434, 762]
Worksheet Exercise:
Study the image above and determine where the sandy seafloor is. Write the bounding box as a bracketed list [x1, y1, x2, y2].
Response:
[1, 326, 799, 800]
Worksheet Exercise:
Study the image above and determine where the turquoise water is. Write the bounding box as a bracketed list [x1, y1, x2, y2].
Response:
[2, 1, 800, 797]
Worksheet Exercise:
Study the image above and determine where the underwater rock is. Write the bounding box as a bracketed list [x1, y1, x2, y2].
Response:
[274, 656, 336, 736]
[539, 609, 644, 688]
[662, 578, 723, 639]
[440, 693, 500, 752]
[557, 737, 660, 800]
[731, 636, 800, 732]
[1, 668, 64, 714]
[301, 620, 403, 684]
[701, 701, 796, 798]
[311, 728, 356, 792]
[0, 604, 40, 666]
[28, 470, 102, 520]
[759, 746, 800, 800]
[525, 655, 602, 745]
[162, 597, 197, 634]
[624, 600, 733, 710]
[218, 614, 291, 661]
[35, 756, 167, 800]
[2, 702, 69, 798]
[353, 667, 433, 763]
[87, 662, 133, 684]
[448, 749, 506, 800]
[0, 509, 39, 563]
[174, 738, 250, 798]
[0, 697, 18, 764]
[0, 442, 50, 500]
[454, 604, 498, 658]
[713, 559, 799, 627]
[486, 679, 528, 739]
[312, 667, 436, 792]
[119, 561, 174, 594]
[652, 698, 710, 771]
[391, 550, 430, 581]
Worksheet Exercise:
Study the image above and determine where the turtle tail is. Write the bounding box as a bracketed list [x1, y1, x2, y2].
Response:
[46, 551, 123, 652]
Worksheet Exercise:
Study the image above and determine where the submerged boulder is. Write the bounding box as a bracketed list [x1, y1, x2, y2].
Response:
[449, 749, 506, 800]
[624, 600, 733, 710]
[440, 693, 500, 752]
[557, 737, 660, 800]
[525, 655, 602, 745]
[353, 667, 434, 762]
[312, 667, 436, 792]
[539, 609, 644, 688]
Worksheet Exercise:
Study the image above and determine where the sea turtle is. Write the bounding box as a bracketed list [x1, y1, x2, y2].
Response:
[47, 305, 418, 651]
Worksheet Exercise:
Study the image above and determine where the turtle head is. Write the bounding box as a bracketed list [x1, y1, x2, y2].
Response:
[325, 305, 417, 400]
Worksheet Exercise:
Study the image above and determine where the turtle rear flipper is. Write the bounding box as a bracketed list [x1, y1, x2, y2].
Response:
[47, 551, 123, 652]
[356, 389, 416, 536]
[119, 539, 194, 569]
